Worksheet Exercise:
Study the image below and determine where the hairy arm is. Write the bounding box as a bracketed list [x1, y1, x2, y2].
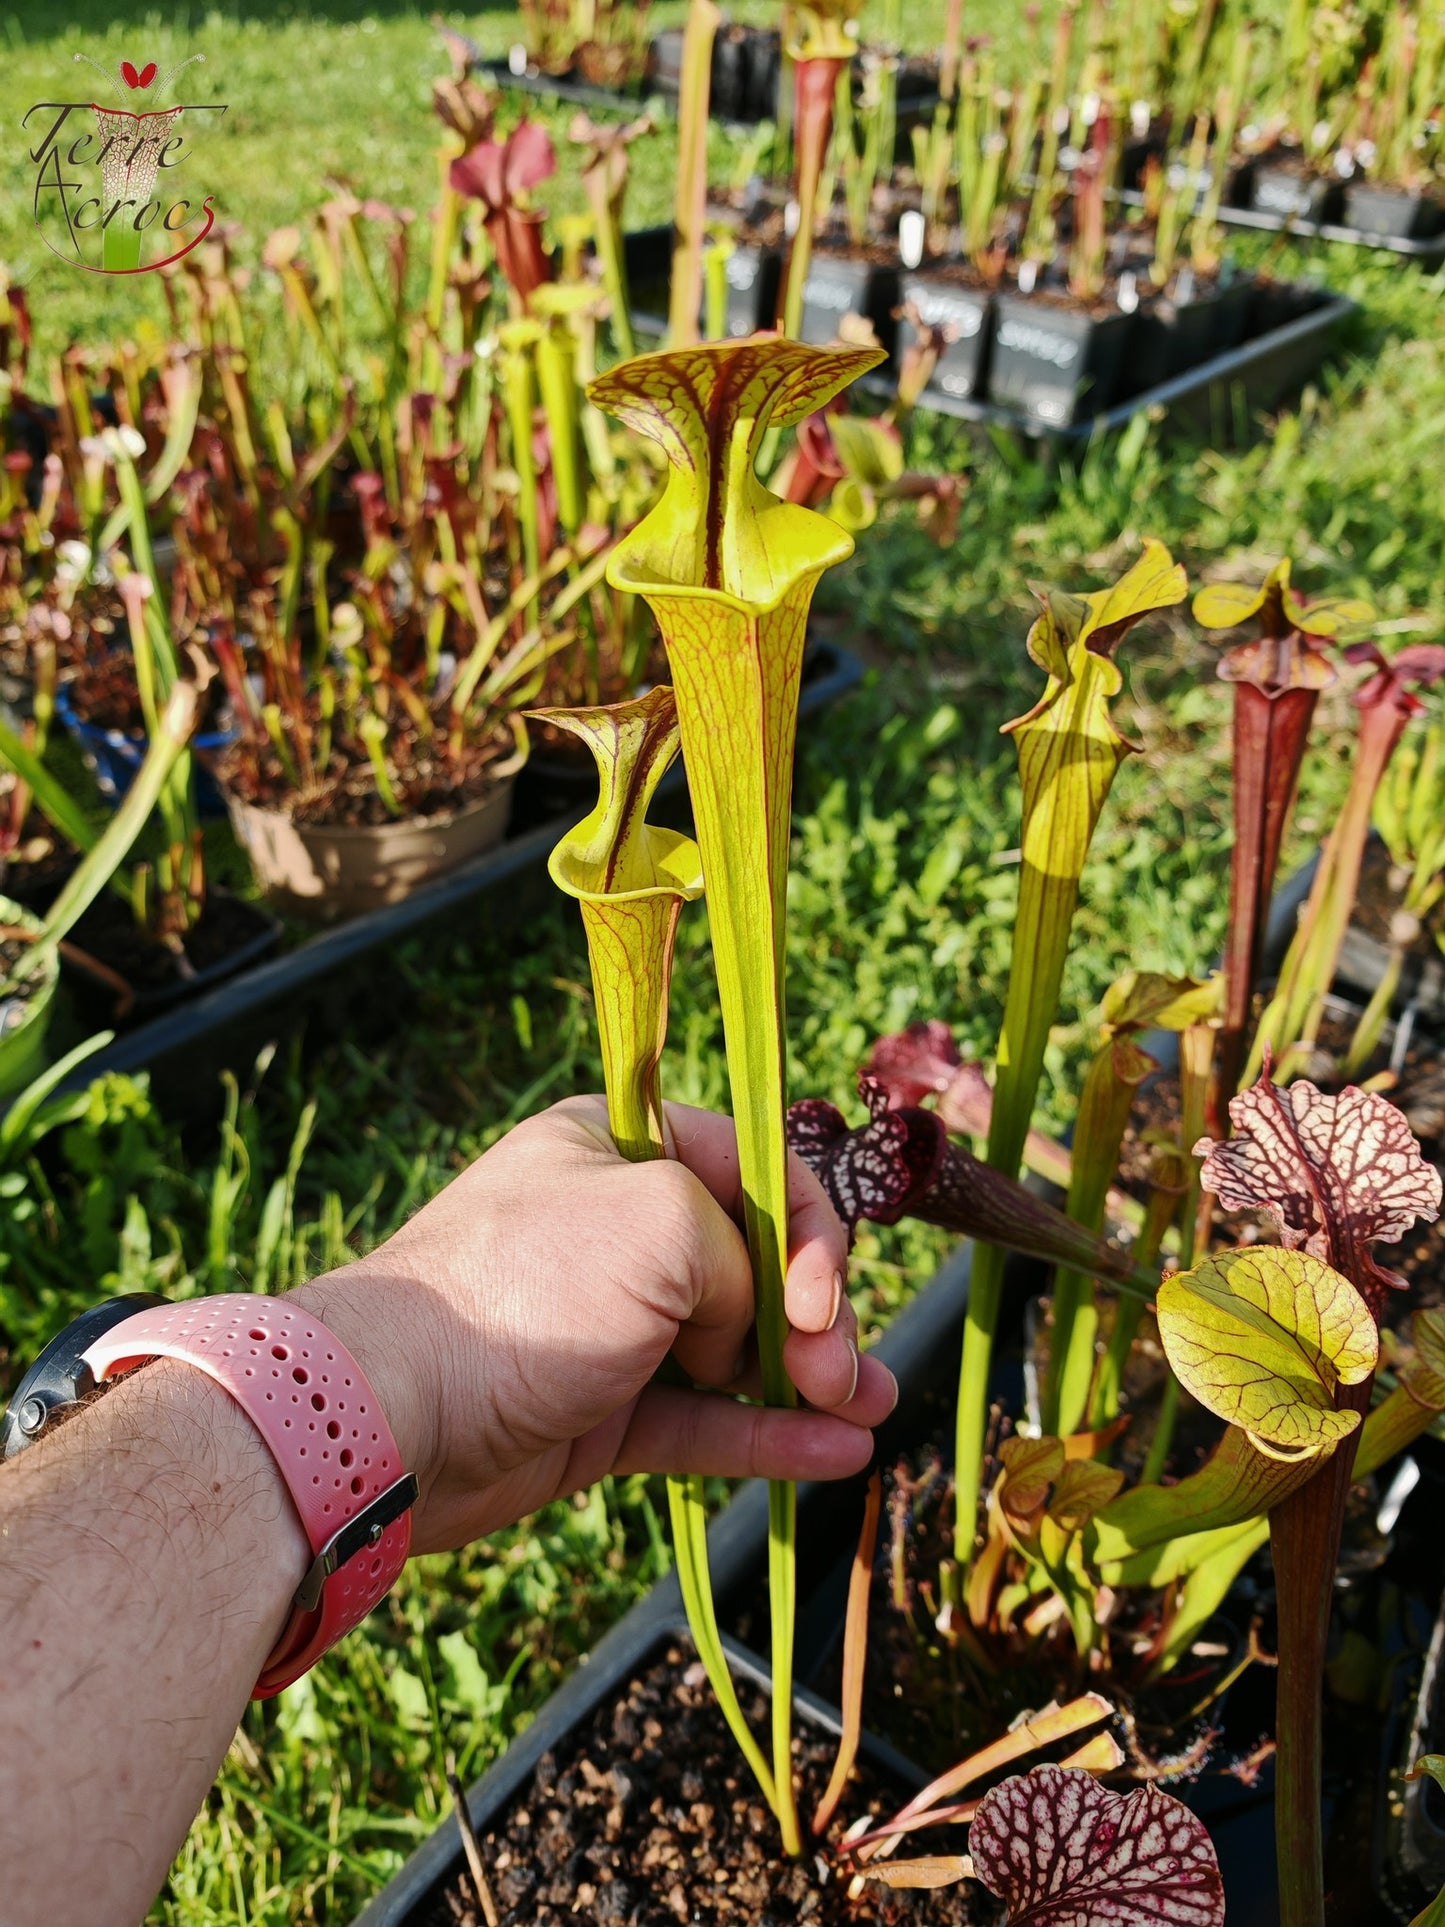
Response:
[0, 1361, 309, 1924]
[0, 1098, 888, 1926]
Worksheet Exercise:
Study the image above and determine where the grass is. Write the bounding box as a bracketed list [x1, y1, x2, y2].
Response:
[1, 0, 1073, 359]
[3, 5, 1445, 1919]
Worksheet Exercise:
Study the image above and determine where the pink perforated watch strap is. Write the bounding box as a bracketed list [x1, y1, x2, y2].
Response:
[81, 1293, 414, 1698]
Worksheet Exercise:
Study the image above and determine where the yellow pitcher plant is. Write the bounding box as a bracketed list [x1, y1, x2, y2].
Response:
[588, 333, 885, 1852]
[538, 687, 784, 1811]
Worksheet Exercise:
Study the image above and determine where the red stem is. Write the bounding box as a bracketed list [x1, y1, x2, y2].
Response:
[1269, 1371, 1371, 1927]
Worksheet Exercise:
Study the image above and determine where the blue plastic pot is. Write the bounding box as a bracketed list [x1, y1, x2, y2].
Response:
[55, 684, 234, 817]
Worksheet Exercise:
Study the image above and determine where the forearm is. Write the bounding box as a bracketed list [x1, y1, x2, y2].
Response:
[0, 1358, 309, 1927]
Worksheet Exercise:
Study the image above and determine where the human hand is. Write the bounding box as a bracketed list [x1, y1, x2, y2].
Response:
[293, 1096, 895, 1553]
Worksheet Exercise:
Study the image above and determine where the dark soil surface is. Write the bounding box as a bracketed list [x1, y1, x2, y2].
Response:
[67, 651, 226, 736]
[423, 1642, 991, 1927]
[67, 890, 276, 1003]
[0, 931, 35, 981]
[213, 717, 512, 829]
[0, 836, 75, 914]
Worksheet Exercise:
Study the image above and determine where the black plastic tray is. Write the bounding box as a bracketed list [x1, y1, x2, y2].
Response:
[858, 291, 1358, 444]
[625, 241, 1357, 445]
[49, 641, 862, 1101]
[349, 1242, 974, 1927]
[474, 51, 941, 135]
[352, 1617, 932, 1927]
[474, 54, 664, 118]
[1214, 198, 1445, 266]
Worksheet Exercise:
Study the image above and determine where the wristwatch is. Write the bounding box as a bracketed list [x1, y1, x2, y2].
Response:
[1, 1293, 418, 1696]
[1, 1293, 167, 1460]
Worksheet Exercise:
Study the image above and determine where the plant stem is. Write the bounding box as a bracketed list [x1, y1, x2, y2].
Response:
[1044, 1039, 1143, 1437]
[780, 55, 849, 337]
[1089, 1160, 1181, 1432]
[1270, 1376, 1370, 1927]
[1252, 699, 1407, 1081]
[667, 0, 720, 347]
[1212, 680, 1318, 1125]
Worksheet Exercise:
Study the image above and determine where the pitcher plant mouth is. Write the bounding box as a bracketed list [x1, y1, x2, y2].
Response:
[588, 334, 886, 608]
[531, 686, 705, 904]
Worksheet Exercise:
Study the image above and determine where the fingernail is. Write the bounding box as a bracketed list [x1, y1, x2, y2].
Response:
[846, 1344, 859, 1404]
[828, 1269, 845, 1329]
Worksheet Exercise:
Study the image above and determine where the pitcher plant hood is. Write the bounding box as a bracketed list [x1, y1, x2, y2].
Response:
[588, 335, 887, 610]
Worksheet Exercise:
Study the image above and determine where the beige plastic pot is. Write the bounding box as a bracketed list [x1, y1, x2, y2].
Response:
[227, 778, 516, 922]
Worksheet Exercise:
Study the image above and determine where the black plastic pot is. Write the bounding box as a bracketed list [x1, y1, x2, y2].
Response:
[1126, 278, 1252, 395]
[1343, 181, 1445, 242]
[711, 242, 784, 338]
[648, 25, 683, 91]
[1247, 158, 1346, 226]
[61, 890, 282, 1030]
[987, 294, 1135, 426]
[744, 27, 783, 122]
[48, 643, 863, 1111]
[710, 23, 753, 120]
[798, 253, 900, 356]
[897, 272, 993, 401]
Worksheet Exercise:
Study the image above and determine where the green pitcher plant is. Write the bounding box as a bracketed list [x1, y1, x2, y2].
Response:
[956, 541, 1188, 1570]
[1043, 969, 1215, 1440]
[536, 687, 785, 1814]
[588, 333, 885, 1852]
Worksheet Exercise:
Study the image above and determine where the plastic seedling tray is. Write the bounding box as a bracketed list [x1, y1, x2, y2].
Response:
[48, 644, 863, 1105]
[351, 1618, 932, 1927]
[349, 1243, 974, 1927]
[629, 250, 1355, 446]
[1212, 198, 1445, 266]
[863, 290, 1358, 444]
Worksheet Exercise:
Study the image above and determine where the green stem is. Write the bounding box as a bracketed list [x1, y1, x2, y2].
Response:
[1141, 1359, 1181, 1488]
[500, 327, 542, 613]
[1044, 1043, 1141, 1437]
[667, 1474, 779, 1806]
[1089, 1167, 1180, 1432]
[535, 321, 584, 537]
[667, 0, 720, 347]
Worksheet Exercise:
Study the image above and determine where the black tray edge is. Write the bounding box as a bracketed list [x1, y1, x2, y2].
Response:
[352, 1612, 936, 1927]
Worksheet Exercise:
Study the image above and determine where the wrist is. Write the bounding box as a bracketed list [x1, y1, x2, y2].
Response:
[287, 1268, 443, 1519]
[88, 1357, 310, 1637]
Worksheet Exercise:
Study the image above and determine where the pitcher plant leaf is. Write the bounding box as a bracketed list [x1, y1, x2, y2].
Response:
[1157, 1245, 1377, 1460]
[969, 1764, 1225, 1926]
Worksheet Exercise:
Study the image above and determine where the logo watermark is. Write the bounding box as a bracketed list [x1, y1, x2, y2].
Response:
[23, 53, 227, 274]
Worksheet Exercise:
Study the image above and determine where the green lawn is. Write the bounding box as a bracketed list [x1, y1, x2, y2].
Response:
[3, 4, 1444, 1922]
[3, 0, 1069, 359]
